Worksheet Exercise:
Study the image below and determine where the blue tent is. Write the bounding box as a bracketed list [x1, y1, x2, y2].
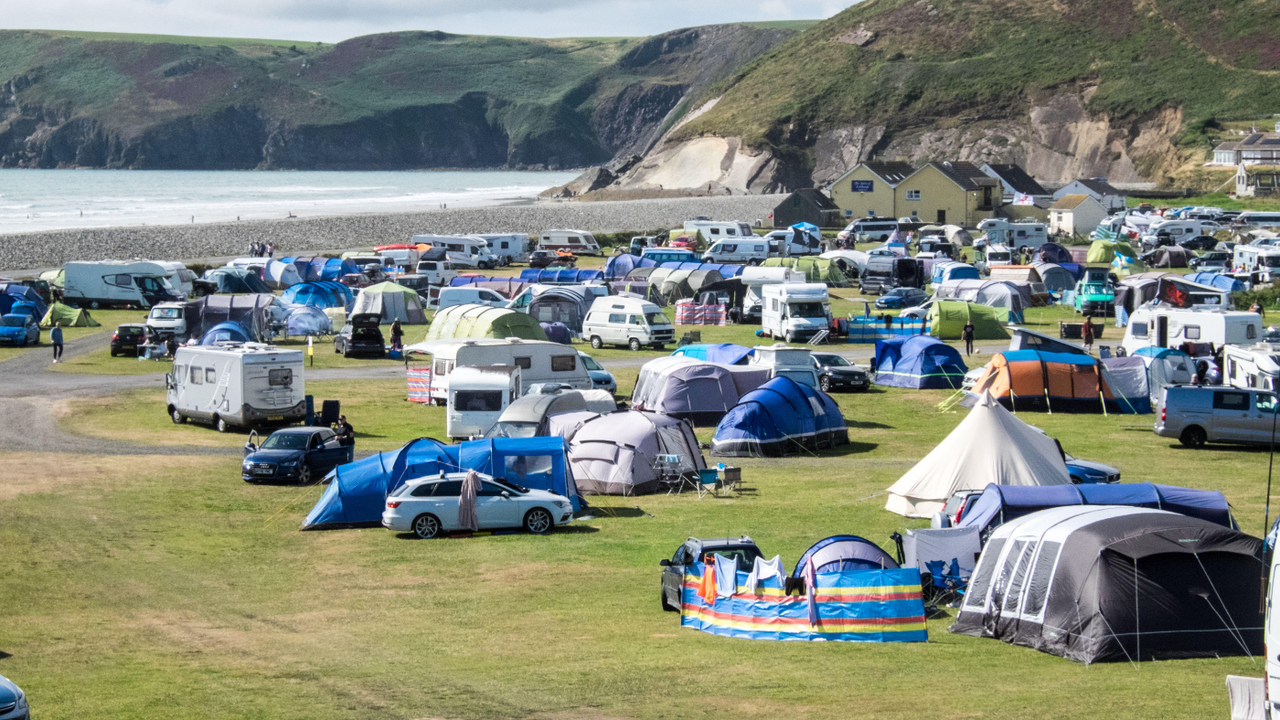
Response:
[604, 254, 656, 280]
[517, 268, 605, 284]
[282, 281, 352, 308]
[792, 535, 899, 576]
[711, 376, 848, 457]
[1185, 272, 1247, 293]
[453, 437, 581, 510]
[319, 258, 359, 281]
[873, 336, 968, 389]
[670, 343, 754, 365]
[1059, 262, 1084, 281]
[540, 322, 572, 344]
[0, 284, 48, 319]
[957, 482, 1234, 535]
[200, 321, 252, 345]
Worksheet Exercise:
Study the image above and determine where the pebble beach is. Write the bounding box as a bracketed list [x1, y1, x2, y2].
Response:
[0, 195, 782, 272]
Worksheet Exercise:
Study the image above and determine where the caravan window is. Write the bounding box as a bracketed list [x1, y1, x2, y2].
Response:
[1131, 322, 1148, 338]
[513, 357, 532, 370]
[1183, 325, 1201, 340]
[189, 366, 203, 385]
[434, 359, 453, 376]
[205, 368, 217, 384]
[551, 355, 576, 372]
[568, 237, 582, 245]
[268, 369, 293, 387]
[455, 391, 503, 412]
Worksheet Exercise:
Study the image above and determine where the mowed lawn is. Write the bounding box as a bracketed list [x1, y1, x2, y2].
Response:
[4, 366, 1273, 720]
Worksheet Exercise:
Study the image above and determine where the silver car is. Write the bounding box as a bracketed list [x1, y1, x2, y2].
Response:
[382, 472, 573, 538]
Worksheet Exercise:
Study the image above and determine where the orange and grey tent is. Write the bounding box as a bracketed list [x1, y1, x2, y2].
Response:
[969, 350, 1139, 414]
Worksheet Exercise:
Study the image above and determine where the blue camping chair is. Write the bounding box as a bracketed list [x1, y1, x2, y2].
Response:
[923, 559, 965, 608]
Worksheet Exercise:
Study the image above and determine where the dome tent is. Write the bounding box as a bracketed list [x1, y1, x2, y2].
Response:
[425, 304, 548, 342]
[927, 300, 1008, 341]
[711, 376, 848, 457]
[540, 321, 572, 344]
[1030, 262, 1076, 293]
[792, 536, 899, 576]
[263, 260, 303, 289]
[873, 336, 968, 389]
[201, 321, 252, 345]
[351, 281, 428, 324]
[1033, 242, 1073, 264]
[567, 410, 706, 495]
[631, 355, 770, 426]
[39, 302, 98, 329]
[282, 281, 353, 309]
[284, 305, 333, 336]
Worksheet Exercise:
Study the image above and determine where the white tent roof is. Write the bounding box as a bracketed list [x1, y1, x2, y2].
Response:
[884, 392, 1072, 517]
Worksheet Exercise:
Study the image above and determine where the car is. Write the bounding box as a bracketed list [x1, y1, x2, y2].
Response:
[333, 313, 385, 358]
[659, 536, 763, 611]
[1064, 452, 1121, 484]
[668, 235, 697, 250]
[109, 323, 146, 357]
[529, 250, 573, 269]
[1189, 250, 1231, 270]
[943, 489, 985, 524]
[0, 674, 28, 720]
[1179, 235, 1220, 252]
[0, 313, 39, 347]
[900, 299, 933, 320]
[241, 427, 354, 484]
[874, 287, 928, 310]
[579, 351, 616, 394]
[382, 471, 573, 538]
[811, 352, 869, 393]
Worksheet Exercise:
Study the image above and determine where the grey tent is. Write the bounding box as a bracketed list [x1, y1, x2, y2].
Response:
[658, 269, 695, 302]
[632, 356, 770, 426]
[1145, 246, 1192, 269]
[186, 293, 275, 341]
[486, 388, 612, 439]
[1030, 262, 1076, 293]
[625, 267, 658, 282]
[609, 280, 667, 306]
[685, 269, 725, 297]
[527, 287, 591, 333]
[567, 410, 706, 495]
[204, 267, 272, 295]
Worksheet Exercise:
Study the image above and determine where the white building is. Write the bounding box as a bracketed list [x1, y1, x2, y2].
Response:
[1048, 195, 1108, 238]
[1052, 178, 1126, 213]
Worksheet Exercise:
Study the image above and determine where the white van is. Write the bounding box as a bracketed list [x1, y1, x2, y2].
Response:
[146, 302, 188, 336]
[836, 219, 901, 243]
[538, 229, 602, 256]
[377, 247, 421, 270]
[741, 266, 806, 323]
[1235, 211, 1280, 228]
[977, 219, 1048, 250]
[1223, 343, 1280, 392]
[166, 343, 306, 433]
[683, 220, 755, 244]
[582, 296, 675, 351]
[475, 233, 531, 264]
[412, 260, 459, 286]
[447, 365, 522, 438]
[1121, 307, 1262, 356]
[749, 344, 819, 388]
[411, 235, 500, 269]
[340, 252, 393, 270]
[702, 237, 770, 265]
[761, 283, 831, 343]
[405, 338, 592, 405]
[436, 286, 510, 311]
[63, 260, 185, 309]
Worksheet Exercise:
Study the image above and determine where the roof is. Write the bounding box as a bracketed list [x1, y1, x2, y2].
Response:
[785, 188, 839, 210]
[834, 161, 917, 186]
[916, 161, 1000, 191]
[984, 164, 1049, 196]
[1049, 194, 1097, 210]
[1069, 177, 1123, 196]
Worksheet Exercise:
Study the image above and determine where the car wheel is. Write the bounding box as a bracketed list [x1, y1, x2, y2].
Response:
[747, 259, 759, 266]
[298, 465, 312, 485]
[590, 336, 603, 350]
[819, 376, 832, 393]
[661, 587, 678, 612]
[412, 513, 442, 539]
[171, 408, 186, 424]
[785, 332, 795, 344]
[1179, 426, 1207, 448]
[524, 507, 553, 535]
[628, 338, 642, 351]
[90, 301, 99, 310]
[110, 349, 118, 357]
[215, 416, 230, 433]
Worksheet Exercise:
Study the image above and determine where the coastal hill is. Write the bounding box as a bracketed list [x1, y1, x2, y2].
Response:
[0, 24, 800, 170]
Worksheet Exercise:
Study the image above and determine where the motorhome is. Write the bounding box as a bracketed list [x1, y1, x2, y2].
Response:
[446, 365, 522, 438]
[761, 283, 831, 344]
[682, 220, 755, 245]
[1223, 343, 1280, 392]
[1142, 219, 1218, 245]
[538, 229, 602, 256]
[1121, 307, 1262, 356]
[146, 260, 195, 298]
[1233, 245, 1280, 281]
[404, 338, 593, 406]
[166, 343, 306, 433]
[63, 260, 184, 309]
[859, 256, 924, 294]
[475, 233, 532, 264]
[749, 343, 819, 388]
[582, 296, 676, 351]
[1234, 211, 1280, 228]
[410, 235, 500, 269]
[702, 237, 770, 265]
[977, 219, 1049, 250]
[741, 266, 806, 323]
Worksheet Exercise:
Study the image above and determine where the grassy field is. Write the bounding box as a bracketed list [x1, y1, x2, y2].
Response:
[1128, 191, 1280, 212]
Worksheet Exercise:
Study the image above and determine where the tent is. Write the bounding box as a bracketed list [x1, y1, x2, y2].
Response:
[951, 506, 1263, 663]
[540, 321, 572, 344]
[471, 279, 529, 299]
[927, 301, 1009, 341]
[968, 349, 1134, 413]
[0, 284, 48, 320]
[1132, 346, 1194, 406]
[425, 304, 548, 342]
[351, 282, 428, 324]
[631, 356, 770, 425]
[657, 269, 697, 302]
[1146, 246, 1192, 268]
[452, 436, 582, 510]
[284, 305, 333, 336]
[204, 267, 272, 295]
[39, 302, 98, 329]
[609, 280, 667, 306]
[1086, 239, 1137, 264]
[711, 376, 848, 457]
[821, 249, 869, 278]
[873, 336, 968, 389]
[1033, 242, 1073, 264]
[567, 410, 706, 495]
[670, 343, 754, 365]
[486, 390, 603, 439]
[934, 279, 1027, 319]
[604, 253, 656, 280]
[761, 257, 849, 287]
[793, 536, 899, 575]
[321, 257, 359, 281]
[1111, 253, 1149, 276]
[201, 321, 252, 345]
[1184, 272, 1247, 294]
[1030, 262, 1076, 293]
[1100, 356, 1153, 413]
[263, 260, 303, 289]
[187, 294, 274, 341]
[885, 393, 1072, 518]
[527, 287, 591, 333]
[517, 268, 605, 284]
[281, 281, 353, 309]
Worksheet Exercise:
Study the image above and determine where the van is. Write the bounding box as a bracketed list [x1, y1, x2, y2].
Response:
[1223, 343, 1280, 392]
[582, 296, 675, 351]
[1154, 385, 1279, 447]
[436, 286, 510, 311]
[641, 248, 699, 265]
[741, 266, 806, 323]
[702, 237, 769, 265]
[539, 229, 602, 256]
[859, 256, 924, 295]
[1142, 220, 1218, 245]
[341, 252, 394, 270]
[977, 219, 1048, 250]
[683, 220, 755, 245]
[761, 283, 831, 344]
[749, 343, 819, 388]
[1233, 245, 1280, 281]
[405, 338, 592, 406]
[1122, 307, 1262, 356]
[63, 260, 185, 309]
[916, 239, 957, 260]
[166, 343, 306, 433]
[930, 261, 980, 285]
[446, 365, 522, 438]
[474, 233, 531, 264]
[413, 256, 460, 286]
[837, 219, 901, 243]
[1072, 266, 1115, 316]
[146, 302, 189, 336]
[1234, 212, 1280, 228]
[411, 235, 500, 269]
[375, 245, 421, 270]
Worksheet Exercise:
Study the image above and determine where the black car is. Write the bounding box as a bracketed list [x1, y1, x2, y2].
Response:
[1178, 235, 1219, 252]
[659, 536, 763, 611]
[110, 323, 147, 357]
[812, 352, 870, 393]
[242, 427, 354, 484]
[1189, 250, 1231, 269]
[333, 313, 385, 358]
[529, 250, 571, 269]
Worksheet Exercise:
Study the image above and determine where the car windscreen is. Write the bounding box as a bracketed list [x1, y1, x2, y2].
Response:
[151, 307, 183, 318]
[580, 355, 602, 371]
[260, 433, 309, 450]
[814, 354, 849, 366]
[788, 302, 827, 318]
[644, 312, 666, 325]
[486, 422, 538, 439]
[0, 316, 25, 327]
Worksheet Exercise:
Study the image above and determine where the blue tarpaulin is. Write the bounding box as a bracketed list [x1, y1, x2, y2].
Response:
[669, 343, 754, 365]
[1184, 272, 1247, 294]
[873, 336, 968, 389]
[957, 482, 1234, 535]
[710, 377, 848, 457]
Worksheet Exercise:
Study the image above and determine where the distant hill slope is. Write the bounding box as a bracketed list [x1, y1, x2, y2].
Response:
[0, 25, 796, 170]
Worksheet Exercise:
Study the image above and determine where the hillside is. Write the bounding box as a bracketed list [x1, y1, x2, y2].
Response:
[0, 25, 796, 170]
[595, 0, 1280, 195]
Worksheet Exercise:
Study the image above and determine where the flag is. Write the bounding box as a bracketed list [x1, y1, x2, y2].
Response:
[1014, 192, 1035, 206]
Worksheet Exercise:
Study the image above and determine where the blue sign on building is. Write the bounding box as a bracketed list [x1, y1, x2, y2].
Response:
[851, 180, 875, 193]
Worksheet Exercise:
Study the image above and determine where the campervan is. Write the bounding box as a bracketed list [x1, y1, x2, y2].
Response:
[682, 220, 755, 245]
[166, 343, 306, 433]
[741, 266, 806, 323]
[749, 343, 819, 388]
[63, 260, 184, 309]
[836, 218, 902, 243]
[1233, 245, 1280, 281]
[1142, 220, 1218, 245]
[762, 228, 821, 257]
[376, 245, 421, 270]
[702, 237, 770, 265]
[1121, 307, 1262, 356]
[1073, 266, 1115, 316]
[475, 233, 531, 264]
[146, 302, 189, 337]
[761, 283, 831, 343]
[641, 248, 699, 265]
[977, 219, 1048, 250]
[916, 239, 957, 260]
[1223, 343, 1280, 392]
[405, 338, 593, 405]
[340, 252, 393, 270]
[410, 235, 500, 269]
[1234, 211, 1280, 228]
[582, 296, 676, 351]
[859, 256, 924, 294]
[446, 365, 522, 438]
[538, 229, 602, 256]
[931, 261, 980, 285]
[436, 286, 510, 311]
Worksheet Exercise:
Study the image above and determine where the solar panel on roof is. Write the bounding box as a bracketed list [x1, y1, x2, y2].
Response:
[1261, 139, 1280, 145]
[1243, 134, 1262, 145]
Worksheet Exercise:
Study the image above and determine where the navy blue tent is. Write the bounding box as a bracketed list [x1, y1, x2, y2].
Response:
[200, 321, 252, 345]
[1185, 272, 1247, 294]
[1059, 262, 1084, 281]
[669, 343, 754, 365]
[540, 321, 572, 344]
[1034, 243, 1073, 265]
[957, 482, 1235, 536]
[873, 336, 968, 389]
[792, 536, 899, 576]
[710, 376, 848, 457]
[205, 268, 272, 295]
[604, 254, 656, 280]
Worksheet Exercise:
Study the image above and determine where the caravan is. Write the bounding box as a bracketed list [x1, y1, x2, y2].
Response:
[538, 229, 602, 256]
[761, 283, 831, 343]
[977, 219, 1048, 250]
[741, 266, 806, 323]
[1223, 344, 1280, 392]
[63, 260, 185, 309]
[749, 344, 819, 388]
[447, 365, 522, 438]
[166, 343, 306, 433]
[683, 220, 756, 244]
[1121, 307, 1262, 356]
[405, 338, 593, 406]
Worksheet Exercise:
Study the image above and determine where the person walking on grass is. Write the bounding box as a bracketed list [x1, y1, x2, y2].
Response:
[1081, 314, 1095, 354]
[50, 321, 63, 363]
[389, 319, 404, 352]
[963, 319, 975, 356]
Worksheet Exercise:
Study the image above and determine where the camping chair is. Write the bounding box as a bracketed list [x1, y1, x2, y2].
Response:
[923, 559, 966, 609]
[656, 454, 695, 494]
[696, 469, 719, 498]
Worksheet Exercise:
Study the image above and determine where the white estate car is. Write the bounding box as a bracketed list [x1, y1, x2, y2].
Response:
[382, 472, 573, 539]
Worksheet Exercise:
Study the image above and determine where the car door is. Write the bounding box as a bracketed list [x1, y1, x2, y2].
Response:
[476, 482, 521, 529]
[1212, 389, 1254, 442]
[311, 431, 350, 474]
[664, 544, 694, 607]
[1253, 392, 1280, 445]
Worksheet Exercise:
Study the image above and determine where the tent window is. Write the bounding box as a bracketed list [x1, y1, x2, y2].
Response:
[1023, 542, 1061, 617]
[505, 454, 553, 484]
[205, 368, 217, 384]
[551, 355, 576, 372]
[1002, 542, 1038, 613]
[190, 366, 203, 385]
[964, 538, 1005, 609]
[988, 539, 1026, 611]
[513, 356, 532, 369]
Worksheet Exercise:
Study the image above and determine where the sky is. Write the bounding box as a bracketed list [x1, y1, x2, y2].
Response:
[7, 1, 856, 43]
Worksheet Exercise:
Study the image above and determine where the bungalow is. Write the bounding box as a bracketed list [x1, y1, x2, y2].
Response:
[980, 163, 1051, 204]
[1053, 178, 1126, 213]
[828, 162, 916, 220]
[1213, 132, 1280, 166]
[893, 161, 1002, 227]
[1048, 195, 1108, 238]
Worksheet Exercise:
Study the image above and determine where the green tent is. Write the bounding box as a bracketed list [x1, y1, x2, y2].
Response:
[424, 304, 548, 342]
[40, 302, 99, 329]
[1086, 239, 1137, 264]
[928, 300, 1009, 340]
[761, 257, 850, 287]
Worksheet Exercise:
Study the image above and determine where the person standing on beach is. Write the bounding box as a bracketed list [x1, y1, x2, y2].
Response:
[50, 322, 63, 363]
[962, 320, 975, 356]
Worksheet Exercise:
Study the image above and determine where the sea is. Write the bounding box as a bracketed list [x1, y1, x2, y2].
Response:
[0, 169, 581, 234]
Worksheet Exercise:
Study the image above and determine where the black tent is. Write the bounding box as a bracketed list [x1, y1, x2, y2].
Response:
[951, 506, 1262, 663]
[204, 267, 272, 295]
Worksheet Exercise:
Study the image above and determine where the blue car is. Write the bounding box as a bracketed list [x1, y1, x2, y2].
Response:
[0, 674, 28, 719]
[0, 314, 39, 347]
[579, 351, 616, 394]
[242, 426, 354, 485]
[1065, 453, 1121, 484]
[875, 287, 928, 310]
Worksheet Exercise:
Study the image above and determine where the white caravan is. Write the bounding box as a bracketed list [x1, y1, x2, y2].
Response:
[761, 283, 831, 343]
[1121, 307, 1262, 356]
[377, 247, 421, 270]
[581, 296, 676, 351]
[63, 260, 185, 309]
[977, 219, 1049, 250]
[475, 233, 532, 264]
[447, 365, 522, 439]
[538, 229, 602, 256]
[741, 266, 806, 322]
[702, 236, 770, 265]
[749, 343, 819, 388]
[166, 343, 306, 433]
[683, 219, 756, 244]
[1223, 344, 1280, 392]
[405, 338, 592, 406]
[411, 235, 500, 269]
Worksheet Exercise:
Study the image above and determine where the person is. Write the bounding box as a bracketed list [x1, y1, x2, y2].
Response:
[1081, 314, 1094, 353]
[266, 242, 275, 259]
[1195, 360, 1208, 386]
[1251, 302, 1265, 319]
[334, 415, 355, 447]
[50, 321, 63, 363]
[960, 250, 968, 264]
[883, 314, 893, 333]
[389, 319, 404, 351]
[1206, 357, 1223, 385]
[962, 320, 975, 356]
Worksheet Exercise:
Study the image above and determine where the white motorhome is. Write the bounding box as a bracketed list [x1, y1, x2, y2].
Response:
[475, 233, 532, 264]
[582, 296, 675, 351]
[1121, 307, 1262, 356]
[166, 343, 306, 433]
[977, 219, 1048, 250]
[1223, 343, 1280, 392]
[1235, 211, 1280, 228]
[538, 229, 601, 256]
[63, 260, 185, 309]
[682, 220, 755, 245]
[702, 236, 770, 265]
[1142, 219, 1218, 244]
[761, 283, 831, 343]
[147, 260, 195, 298]
[749, 343, 819, 388]
[405, 338, 593, 405]
[411, 235, 500, 269]
[377, 247, 421, 270]
[741, 266, 806, 322]
[1233, 245, 1280, 281]
[446, 365, 522, 438]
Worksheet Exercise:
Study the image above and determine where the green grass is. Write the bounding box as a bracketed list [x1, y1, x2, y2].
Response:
[1128, 191, 1280, 212]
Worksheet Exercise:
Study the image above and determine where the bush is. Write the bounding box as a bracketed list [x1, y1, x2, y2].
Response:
[1232, 282, 1280, 312]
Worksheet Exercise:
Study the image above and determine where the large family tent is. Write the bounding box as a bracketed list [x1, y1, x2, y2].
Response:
[186, 294, 275, 341]
[873, 336, 968, 389]
[711, 376, 848, 457]
[669, 343, 754, 365]
[39, 302, 98, 329]
[425, 304, 548, 342]
[934, 279, 1027, 319]
[204, 267, 272, 295]
[518, 268, 604, 284]
[1099, 356, 1153, 413]
[283, 305, 333, 336]
[793, 536, 899, 575]
[1146, 246, 1192, 268]
[527, 287, 591, 333]
[631, 356, 769, 425]
[1033, 243, 1073, 264]
[567, 410, 706, 495]
[951, 506, 1263, 663]
[609, 280, 666, 306]
[604, 253, 656, 280]
[263, 260, 303, 289]
[451, 436, 582, 510]
[969, 350, 1133, 413]
[1132, 347, 1194, 406]
[885, 393, 1072, 518]
[351, 282, 428, 324]
[201, 321, 252, 345]
[1030, 262, 1076, 293]
[956, 483, 1234, 537]
[927, 301, 1009, 340]
[281, 256, 358, 282]
[282, 281, 353, 309]
[761, 257, 849, 286]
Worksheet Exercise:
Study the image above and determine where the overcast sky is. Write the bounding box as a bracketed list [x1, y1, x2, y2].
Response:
[8, 1, 855, 43]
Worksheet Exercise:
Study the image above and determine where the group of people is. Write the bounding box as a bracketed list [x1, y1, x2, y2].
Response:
[248, 241, 275, 258]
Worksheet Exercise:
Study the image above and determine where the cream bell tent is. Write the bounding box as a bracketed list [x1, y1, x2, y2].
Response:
[884, 392, 1072, 518]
